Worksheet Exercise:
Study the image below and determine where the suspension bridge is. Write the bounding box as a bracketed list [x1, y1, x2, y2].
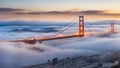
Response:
[0, 16, 116, 44]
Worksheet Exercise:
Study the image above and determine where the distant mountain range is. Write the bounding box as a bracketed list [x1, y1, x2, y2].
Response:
[87, 20, 120, 25]
[10, 27, 59, 33]
[0, 20, 120, 26]
[0, 21, 67, 26]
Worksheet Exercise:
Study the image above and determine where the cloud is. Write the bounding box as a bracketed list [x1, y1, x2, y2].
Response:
[12, 10, 120, 17]
[1, 33, 120, 68]
[80, 10, 106, 14]
[0, 7, 120, 17]
[0, 8, 120, 21]
[1, 21, 120, 68]
[14, 10, 106, 15]
[0, 7, 119, 16]
[14, 11, 73, 15]
[0, 42, 97, 68]
[0, 8, 25, 12]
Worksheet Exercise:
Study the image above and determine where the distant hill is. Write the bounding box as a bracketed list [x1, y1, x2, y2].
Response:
[25, 52, 120, 68]
[0, 21, 67, 26]
[10, 27, 59, 33]
[87, 20, 120, 25]
[0, 20, 120, 26]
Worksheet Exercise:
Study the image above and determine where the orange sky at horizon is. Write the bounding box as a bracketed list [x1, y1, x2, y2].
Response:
[1, 0, 120, 22]
[1, 13, 120, 22]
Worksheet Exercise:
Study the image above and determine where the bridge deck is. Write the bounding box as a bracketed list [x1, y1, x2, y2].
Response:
[36, 34, 83, 41]
[6, 34, 83, 44]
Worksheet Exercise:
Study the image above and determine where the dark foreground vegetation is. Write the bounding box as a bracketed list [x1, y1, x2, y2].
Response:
[24, 52, 120, 68]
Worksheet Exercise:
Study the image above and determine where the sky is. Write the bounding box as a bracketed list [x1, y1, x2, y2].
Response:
[0, 0, 120, 22]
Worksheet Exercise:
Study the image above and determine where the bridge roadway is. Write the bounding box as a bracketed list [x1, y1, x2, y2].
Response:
[7, 34, 84, 44]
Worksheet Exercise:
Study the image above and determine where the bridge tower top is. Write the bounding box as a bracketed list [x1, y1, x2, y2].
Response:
[111, 23, 114, 33]
[78, 16, 84, 37]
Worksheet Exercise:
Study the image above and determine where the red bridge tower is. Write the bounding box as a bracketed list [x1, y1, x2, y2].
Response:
[111, 23, 114, 33]
[79, 16, 84, 37]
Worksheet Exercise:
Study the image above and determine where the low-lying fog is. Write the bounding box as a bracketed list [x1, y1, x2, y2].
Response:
[0, 20, 120, 68]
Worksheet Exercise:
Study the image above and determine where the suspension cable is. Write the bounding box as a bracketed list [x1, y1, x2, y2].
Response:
[47, 20, 77, 38]
[41, 16, 78, 39]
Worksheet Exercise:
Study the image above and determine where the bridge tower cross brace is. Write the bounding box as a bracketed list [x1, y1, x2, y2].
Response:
[78, 16, 84, 37]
